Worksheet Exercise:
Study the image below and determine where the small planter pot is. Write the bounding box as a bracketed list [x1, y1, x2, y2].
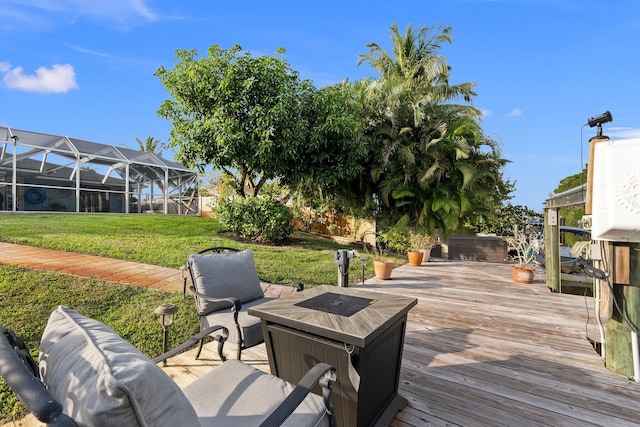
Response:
[374, 260, 394, 280]
[511, 265, 535, 284]
[407, 251, 424, 266]
[419, 248, 431, 263]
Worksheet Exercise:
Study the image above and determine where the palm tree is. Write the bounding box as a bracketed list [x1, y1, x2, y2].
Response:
[135, 136, 165, 156]
[356, 23, 508, 236]
[135, 136, 169, 198]
[358, 23, 476, 118]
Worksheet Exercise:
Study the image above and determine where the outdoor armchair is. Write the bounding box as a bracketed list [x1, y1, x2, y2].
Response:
[0, 306, 337, 427]
[185, 247, 303, 360]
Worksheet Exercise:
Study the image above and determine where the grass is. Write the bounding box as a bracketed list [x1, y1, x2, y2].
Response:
[0, 264, 199, 423]
[0, 213, 404, 423]
[0, 213, 401, 284]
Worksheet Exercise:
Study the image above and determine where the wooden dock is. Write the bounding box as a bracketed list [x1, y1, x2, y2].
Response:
[8, 260, 640, 426]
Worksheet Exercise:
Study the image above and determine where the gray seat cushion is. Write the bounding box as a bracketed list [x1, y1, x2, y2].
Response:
[39, 306, 200, 427]
[183, 359, 330, 427]
[200, 297, 272, 349]
[189, 249, 265, 315]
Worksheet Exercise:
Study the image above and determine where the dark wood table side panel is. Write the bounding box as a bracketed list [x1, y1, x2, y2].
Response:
[308, 332, 358, 427]
[261, 319, 278, 374]
[266, 323, 357, 427]
[357, 316, 408, 426]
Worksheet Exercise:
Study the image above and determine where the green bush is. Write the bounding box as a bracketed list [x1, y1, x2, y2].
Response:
[216, 196, 293, 242]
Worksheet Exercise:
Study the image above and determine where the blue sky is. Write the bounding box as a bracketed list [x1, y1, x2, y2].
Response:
[1, 0, 639, 212]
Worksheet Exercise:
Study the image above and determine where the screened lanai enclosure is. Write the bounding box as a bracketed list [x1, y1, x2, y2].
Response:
[0, 127, 198, 214]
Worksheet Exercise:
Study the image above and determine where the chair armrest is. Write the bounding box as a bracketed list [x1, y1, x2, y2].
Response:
[189, 285, 242, 312]
[152, 325, 229, 364]
[0, 327, 78, 427]
[258, 363, 337, 427]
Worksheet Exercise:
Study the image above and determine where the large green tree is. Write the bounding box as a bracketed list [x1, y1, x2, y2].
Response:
[156, 45, 366, 199]
[156, 45, 316, 197]
[348, 23, 511, 235]
[555, 165, 587, 193]
[284, 81, 368, 191]
[473, 203, 541, 236]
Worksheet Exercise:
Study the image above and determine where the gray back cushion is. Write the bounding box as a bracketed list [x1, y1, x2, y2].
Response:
[188, 249, 264, 315]
[39, 306, 200, 427]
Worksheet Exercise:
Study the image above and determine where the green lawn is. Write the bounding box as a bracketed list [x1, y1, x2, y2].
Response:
[0, 213, 403, 423]
[0, 213, 396, 284]
[0, 263, 199, 423]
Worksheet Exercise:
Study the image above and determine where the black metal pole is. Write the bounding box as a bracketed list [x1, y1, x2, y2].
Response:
[162, 325, 169, 366]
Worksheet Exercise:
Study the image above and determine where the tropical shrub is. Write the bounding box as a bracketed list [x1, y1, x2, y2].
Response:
[380, 228, 411, 254]
[216, 196, 293, 242]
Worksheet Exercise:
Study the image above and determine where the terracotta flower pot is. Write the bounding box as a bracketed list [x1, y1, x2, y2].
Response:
[419, 248, 431, 263]
[407, 251, 424, 266]
[374, 260, 394, 280]
[511, 265, 535, 284]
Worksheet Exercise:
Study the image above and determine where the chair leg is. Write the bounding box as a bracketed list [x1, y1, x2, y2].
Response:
[195, 338, 204, 360]
[236, 342, 242, 360]
[216, 336, 226, 362]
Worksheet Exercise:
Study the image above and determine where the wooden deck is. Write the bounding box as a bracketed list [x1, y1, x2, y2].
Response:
[162, 259, 640, 426]
[8, 259, 640, 426]
[363, 260, 640, 427]
[161, 261, 640, 426]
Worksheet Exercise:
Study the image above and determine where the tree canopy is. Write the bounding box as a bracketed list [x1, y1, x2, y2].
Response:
[554, 165, 587, 194]
[339, 23, 512, 235]
[552, 165, 587, 228]
[472, 203, 541, 236]
[156, 24, 513, 237]
[156, 45, 364, 198]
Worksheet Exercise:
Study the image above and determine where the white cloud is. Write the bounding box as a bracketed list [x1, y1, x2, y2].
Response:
[479, 109, 491, 118]
[608, 127, 640, 140]
[131, 0, 156, 21]
[2, 63, 78, 93]
[507, 108, 523, 117]
[0, 0, 157, 31]
[67, 44, 111, 58]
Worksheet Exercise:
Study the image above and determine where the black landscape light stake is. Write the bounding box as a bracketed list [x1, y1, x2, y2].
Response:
[361, 256, 368, 285]
[154, 303, 179, 366]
